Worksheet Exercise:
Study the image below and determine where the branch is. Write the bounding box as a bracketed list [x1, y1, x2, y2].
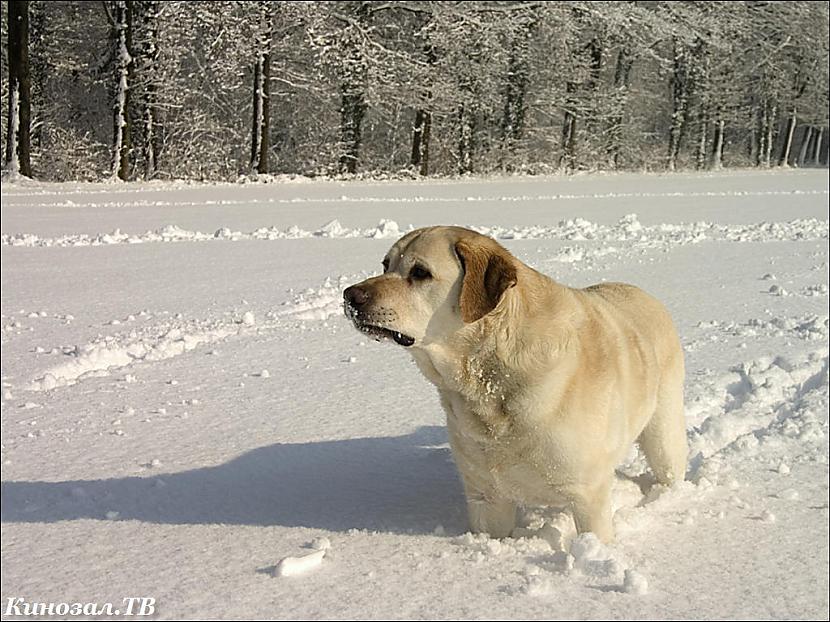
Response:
[101, 0, 115, 28]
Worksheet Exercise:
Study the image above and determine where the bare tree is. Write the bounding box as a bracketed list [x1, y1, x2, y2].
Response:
[250, 1, 273, 174]
[136, 0, 160, 179]
[110, 0, 133, 181]
[4, 0, 32, 177]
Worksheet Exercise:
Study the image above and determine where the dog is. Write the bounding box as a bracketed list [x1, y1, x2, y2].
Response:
[343, 226, 687, 542]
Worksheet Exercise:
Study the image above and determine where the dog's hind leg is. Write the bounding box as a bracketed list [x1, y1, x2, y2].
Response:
[638, 354, 688, 486]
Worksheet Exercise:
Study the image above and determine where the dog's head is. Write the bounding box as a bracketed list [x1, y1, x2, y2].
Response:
[343, 226, 517, 347]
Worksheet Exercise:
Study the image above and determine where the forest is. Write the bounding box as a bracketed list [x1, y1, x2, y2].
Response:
[2, 1, 829, 181]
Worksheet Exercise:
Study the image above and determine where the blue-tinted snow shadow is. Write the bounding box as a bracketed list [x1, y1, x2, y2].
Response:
[1, 425, 466, 534]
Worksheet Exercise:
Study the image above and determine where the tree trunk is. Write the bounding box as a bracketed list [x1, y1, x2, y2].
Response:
[710, 117, 724, 170]
[111, 0, 133, 181]
[762, 102, 776, 168]
[28, 0, 45, 158]
[757, 99, 768, 167]
[250, 2, 271, 174]
[4, 0, 32, 177]
[140, 0, 160, 179]
[748, 97, 759, 165]
[410, 108, 431, 176]
[560, 31, 601, 173]
[337, 4, 369, 175]
[797, 126, 813, 168]
[667, 40, 690, 172]
[409, 38, 435, 177]
[695, 107, 709, 170]
[812, 128, 823, 166]
[499, 19, 533, 167]
[339, 87, 366, 175]
[560, 96, 577, 172]
[778, 108, 796, 167]
[608, 45, 633, 169]
[458, 104, 475, 174]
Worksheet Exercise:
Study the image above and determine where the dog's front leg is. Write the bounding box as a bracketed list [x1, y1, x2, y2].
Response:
[442, 394, 517, 538]
[449, 439, 517, 538]
[465, 489, 517, 539]
[569, 477, 614, 543]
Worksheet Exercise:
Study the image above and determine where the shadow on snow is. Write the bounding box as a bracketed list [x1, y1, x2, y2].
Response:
[1, 425, 466, 534]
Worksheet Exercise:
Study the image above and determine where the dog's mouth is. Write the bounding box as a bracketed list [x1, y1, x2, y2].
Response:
[344, 301, 415, 347]
[356, 323, 415, 347]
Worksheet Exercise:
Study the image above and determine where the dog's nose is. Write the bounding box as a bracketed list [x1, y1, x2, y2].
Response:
[344, 285, 370, 308]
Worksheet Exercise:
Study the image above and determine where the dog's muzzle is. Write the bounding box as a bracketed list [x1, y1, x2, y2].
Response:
[343, 285, 415, 347]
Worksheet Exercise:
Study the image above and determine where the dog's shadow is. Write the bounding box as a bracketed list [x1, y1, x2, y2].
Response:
[1, 425, 467, 534]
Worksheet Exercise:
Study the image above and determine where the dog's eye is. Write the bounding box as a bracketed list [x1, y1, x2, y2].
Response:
[409, 265, 432, 281]
[382, 258, 390, 273]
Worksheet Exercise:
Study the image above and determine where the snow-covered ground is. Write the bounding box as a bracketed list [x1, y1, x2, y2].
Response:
[1, 170, 828, 620]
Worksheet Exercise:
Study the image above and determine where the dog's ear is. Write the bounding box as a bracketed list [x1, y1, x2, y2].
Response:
[455, 238, 518, 323]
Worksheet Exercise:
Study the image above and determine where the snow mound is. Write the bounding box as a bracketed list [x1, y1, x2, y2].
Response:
[278, 276, 351, 322]
[569, 533, 627, 579]
[274, 549, 326, 577]
[3, 215, 826, 247]
[28, 322, 239, 391]
[689, 349, 829, 478]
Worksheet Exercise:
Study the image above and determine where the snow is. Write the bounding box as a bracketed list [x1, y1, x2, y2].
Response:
[274, 549, 327, 578]
[623, 569, 649, 595]
[1, 169, 828, 619]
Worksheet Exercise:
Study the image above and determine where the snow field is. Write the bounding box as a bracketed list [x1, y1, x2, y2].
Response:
[1, 170, 828, 619]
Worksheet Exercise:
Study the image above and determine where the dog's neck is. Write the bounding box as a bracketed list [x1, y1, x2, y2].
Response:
[410, 272, 578, 406]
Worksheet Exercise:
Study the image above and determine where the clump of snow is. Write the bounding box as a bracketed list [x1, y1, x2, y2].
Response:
[309, 537, 331, 551]
[367, 219, 400, 239]
[521, 575, 557, 597]
[623, 569, 649, 595]
[315, 219, 347, 238]
[569, 533, 625, 578]
[274, 549, 326, 577]
[278, 276, 350, 322]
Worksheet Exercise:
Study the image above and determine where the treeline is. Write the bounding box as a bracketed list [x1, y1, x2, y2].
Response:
[2, 0, 828, 182]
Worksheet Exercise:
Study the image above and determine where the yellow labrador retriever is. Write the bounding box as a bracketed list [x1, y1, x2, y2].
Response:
[343, 226, 687, 542]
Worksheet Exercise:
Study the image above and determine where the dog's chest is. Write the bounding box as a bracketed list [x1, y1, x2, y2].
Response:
[414, 347, 572, 497]
[445, 391, 571, 504]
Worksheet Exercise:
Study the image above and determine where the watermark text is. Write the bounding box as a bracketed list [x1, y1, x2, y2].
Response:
[4, 597, 156, 617]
